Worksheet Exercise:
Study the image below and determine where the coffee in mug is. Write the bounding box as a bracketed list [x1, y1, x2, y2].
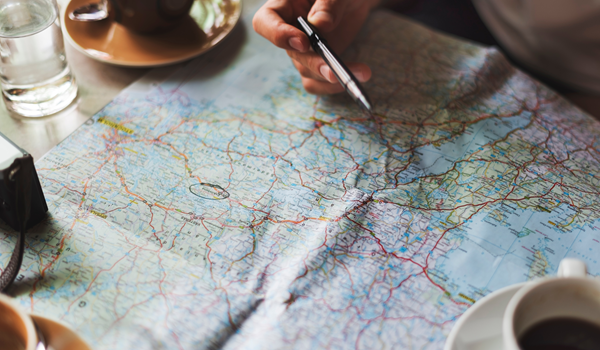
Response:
[108, 0, 195, 33]
[503, 259, 600, 350]
[518, 317, 600, 350]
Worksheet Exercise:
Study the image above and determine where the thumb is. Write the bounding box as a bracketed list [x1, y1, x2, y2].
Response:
[308, 0, 349, 33]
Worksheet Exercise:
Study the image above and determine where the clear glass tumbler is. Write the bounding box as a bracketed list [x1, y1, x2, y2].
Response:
[0, 0, 77, 117]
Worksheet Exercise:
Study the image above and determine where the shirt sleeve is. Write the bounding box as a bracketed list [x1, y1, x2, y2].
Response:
[472, 0, 600, 95]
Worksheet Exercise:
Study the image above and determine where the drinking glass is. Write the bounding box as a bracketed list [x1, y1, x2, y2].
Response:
[0, 0, 77, 117]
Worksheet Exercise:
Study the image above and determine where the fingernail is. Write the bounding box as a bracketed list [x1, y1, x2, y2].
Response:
[320, 65, 334, 83]
[288, 37, 304, 52]
[310, 11, 333, 26]
[354, 70, 366, 82]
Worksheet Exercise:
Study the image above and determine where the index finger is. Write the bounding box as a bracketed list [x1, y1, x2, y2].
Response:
[252, 2, 310, 52]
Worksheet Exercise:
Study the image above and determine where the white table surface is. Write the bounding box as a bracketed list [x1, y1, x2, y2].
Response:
[0, 0, 261, 161]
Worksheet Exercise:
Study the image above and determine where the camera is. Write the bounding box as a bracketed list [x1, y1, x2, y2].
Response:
[0, 132, 47, 231]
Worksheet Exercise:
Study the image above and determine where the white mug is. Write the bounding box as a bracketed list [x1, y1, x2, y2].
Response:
[503, 258, 600, 350]
[0, 293, 40, 350]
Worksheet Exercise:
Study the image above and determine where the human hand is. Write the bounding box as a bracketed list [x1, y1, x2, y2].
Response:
[253, 0, 379, 94]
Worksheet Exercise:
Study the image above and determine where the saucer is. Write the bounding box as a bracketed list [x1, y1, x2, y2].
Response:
[444, 282, 527, 350]
[31, 314, 92, 350]
[63, 0, 242, 67]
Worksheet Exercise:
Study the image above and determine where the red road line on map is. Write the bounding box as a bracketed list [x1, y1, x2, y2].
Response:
[522, 246, 535, 254]
[170, 330, 185, 350]
[30, 219, 80, 309]
[167, 222, 187, 251]
[112, 248, 139, 317]
[45, 84, 594, 332]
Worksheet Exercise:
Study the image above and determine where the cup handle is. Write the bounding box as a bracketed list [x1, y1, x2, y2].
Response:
[557, 258, 587, 278]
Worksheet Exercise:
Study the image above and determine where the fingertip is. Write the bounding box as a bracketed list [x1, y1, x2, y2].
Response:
[302, 77, 345, 95]
[354, 70, 371, 83]
[273, 26, 307, 51]
[319, 65, 335, 83]
[255, 8, 309, 51]
[288, 37, 306, 52]
[308, 11, 335, 31]
[350, 64, 372, 83]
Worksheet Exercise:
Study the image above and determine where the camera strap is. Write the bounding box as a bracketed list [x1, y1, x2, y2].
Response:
[0, 155, 33, 292]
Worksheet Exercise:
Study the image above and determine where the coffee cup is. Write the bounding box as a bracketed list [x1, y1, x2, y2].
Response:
[107, 0, 195, 33]
[503, 258, 600, 350]
[0, 293, 42, 350]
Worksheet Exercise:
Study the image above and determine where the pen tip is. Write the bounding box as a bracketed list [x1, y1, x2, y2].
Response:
[359, 97, 373, 114]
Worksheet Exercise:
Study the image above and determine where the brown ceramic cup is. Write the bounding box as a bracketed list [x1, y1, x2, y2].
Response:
[0, 294, 39, 350]
[107, 0, 195, 34]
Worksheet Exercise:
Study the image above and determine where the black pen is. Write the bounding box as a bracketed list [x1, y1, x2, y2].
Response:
[296, 16, 373, 114]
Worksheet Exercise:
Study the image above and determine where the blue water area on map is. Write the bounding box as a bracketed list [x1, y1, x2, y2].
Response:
[62, 252, 83, 264]
[434, 202, 600, 300]
[413, 112, 531, 176]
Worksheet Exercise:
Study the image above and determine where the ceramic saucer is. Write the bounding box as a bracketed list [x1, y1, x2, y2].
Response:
[31, 314, 92, 350]
[444, 282, 527, 350]
[62, 0, 242, 67]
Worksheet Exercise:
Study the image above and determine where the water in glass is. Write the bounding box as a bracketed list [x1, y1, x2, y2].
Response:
[0, 0, 77, 117]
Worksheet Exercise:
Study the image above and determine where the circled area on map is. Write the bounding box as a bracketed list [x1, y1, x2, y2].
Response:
[189, 183, 230, 200]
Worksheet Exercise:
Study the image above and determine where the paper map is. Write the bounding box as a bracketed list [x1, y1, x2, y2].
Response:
[2, 10, 600, 349]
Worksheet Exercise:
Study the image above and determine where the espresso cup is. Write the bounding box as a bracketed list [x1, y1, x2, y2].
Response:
[0, 294, 39, 350]
[503, 258, 600, 350]
[107, 0, 195, 33]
